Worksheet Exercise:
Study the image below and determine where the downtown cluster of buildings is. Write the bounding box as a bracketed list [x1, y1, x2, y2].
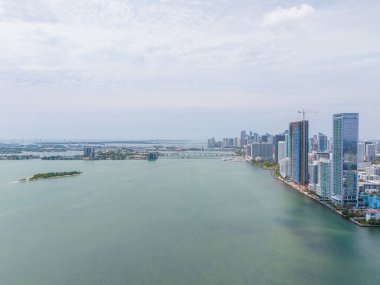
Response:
[208, 113, 380, 214]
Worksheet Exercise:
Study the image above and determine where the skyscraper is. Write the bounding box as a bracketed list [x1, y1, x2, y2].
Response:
[250, 142, 273, 161]
[358, 142, 365, 163]
[240, 130, 247, 147]
[84, 147, 95, 158]
[332, 113, 359, 205]
[316, 159, 332, 199]
[366, 143, 376, 162]
[273, 134, 285, 163]
[278, 141, 286, 162]
[289, 120, 309, 185]
[318, 132, 328, 152]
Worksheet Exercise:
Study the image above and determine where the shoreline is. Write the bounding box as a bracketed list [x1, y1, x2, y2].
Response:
[270, 172, 380, 227]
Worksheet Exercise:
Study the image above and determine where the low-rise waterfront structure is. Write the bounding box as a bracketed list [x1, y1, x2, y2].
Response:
[365, 209, 380, 221]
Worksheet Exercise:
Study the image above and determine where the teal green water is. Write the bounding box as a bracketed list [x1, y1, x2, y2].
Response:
[0, 160, 379, 285]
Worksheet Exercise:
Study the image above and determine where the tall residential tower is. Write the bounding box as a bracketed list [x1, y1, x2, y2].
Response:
[332, 113, 359, 205]
[289, 120, 309, 185]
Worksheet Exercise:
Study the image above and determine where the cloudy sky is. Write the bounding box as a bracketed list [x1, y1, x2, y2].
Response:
[0, 0, 379, 140]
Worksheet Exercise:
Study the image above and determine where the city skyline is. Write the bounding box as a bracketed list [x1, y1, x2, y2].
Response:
[1, 1, 380, 140]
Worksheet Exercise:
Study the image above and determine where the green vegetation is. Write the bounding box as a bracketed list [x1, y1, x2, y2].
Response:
[368, 218, 380, 225]
[358, 218, 380, 225]
[273, 169, 281, 177]
[95, 150, 147, 160]
[251, 160, 279, 170]
[29, 171, 82, 181]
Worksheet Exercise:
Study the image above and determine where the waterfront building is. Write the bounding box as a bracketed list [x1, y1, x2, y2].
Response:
[273, 134, 285, 163]
[331, 113, 359, 205]
[362, 194, 380, 209]
[316, 159, 332, 198]
[279, 157, 291, 179]
[207, 138, 216, 148]
[289, 120, 309, 185]
[83, 147, 95, 158]
[284, 131, 289, 158]
[246, 144, 252, 159]
[277, 141, 286, 162]
[240, 131, 247, 147]
[222, 138, 235, 148]
[234, 137, 239, 148]
[365, 209, 380, 222]
[308, 162, 318, 192]
[251, 142, 273, 161]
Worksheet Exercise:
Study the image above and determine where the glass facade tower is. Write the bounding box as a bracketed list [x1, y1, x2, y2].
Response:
[332, 113, 359, 205]
[289, 120, 309, 185]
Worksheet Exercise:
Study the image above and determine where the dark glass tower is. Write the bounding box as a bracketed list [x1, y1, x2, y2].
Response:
[289, 120, 309, 185]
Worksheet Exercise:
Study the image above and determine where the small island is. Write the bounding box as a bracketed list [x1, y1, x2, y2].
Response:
[20, 171, 82, 182]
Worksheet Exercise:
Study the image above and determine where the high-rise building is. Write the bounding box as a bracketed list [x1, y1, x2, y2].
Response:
[278, 141, 286, 162]
[366, 143, 376, 162]
[284, 131, 289, 158]
[332, 113, 359, 205]
[308, 162, 318, 192]
[318, 133, 328, 152]
[234, 137, 239, 148]
[246, 144, 252, 158]
[289, 120, 309, 185]
[207, 138, 216, 148]
[327, 137, 333, 152]
[273, 134, 285, 163]
[261, 135, 269, 143]
[279, 157, 291, 178]
[240, 130, 247, 147]
[316, 159, 332, 199]
[358, 142, 365, 163]
[250, 142, 273, 161]
[83, 147, 95, 158]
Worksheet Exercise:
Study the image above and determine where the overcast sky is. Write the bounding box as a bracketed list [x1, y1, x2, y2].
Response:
[0, 0, 379, 140]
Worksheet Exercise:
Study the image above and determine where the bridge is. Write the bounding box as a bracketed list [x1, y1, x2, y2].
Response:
[158, 151, 237, 159]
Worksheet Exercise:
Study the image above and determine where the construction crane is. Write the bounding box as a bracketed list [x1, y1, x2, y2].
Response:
[297, 109, 317, 187]
[298, 109, 317, 121]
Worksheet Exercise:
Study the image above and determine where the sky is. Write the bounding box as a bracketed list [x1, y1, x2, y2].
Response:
[0, 0, 379, 140]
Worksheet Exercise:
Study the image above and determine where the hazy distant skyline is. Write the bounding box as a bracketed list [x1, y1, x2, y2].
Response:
[1, 1, 379, 140]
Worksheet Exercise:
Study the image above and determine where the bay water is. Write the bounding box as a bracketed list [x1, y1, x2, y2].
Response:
[0, 160, 379, 285]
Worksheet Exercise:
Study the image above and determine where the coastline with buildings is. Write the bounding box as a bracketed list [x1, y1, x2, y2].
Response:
[1, 113, 380, 225]
[208, 112, 380, 226]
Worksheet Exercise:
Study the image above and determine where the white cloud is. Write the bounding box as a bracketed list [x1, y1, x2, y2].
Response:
[0, 1, 380, 139]
[0, 1, 4, 16]
[261, 4, 315, 27]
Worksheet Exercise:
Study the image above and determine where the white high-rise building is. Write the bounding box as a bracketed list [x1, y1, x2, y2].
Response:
[316, 159, 332, 198]
[278, 141, 286, 162]
[358, 142, 365, 163]
[279, 158, 291, 178]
